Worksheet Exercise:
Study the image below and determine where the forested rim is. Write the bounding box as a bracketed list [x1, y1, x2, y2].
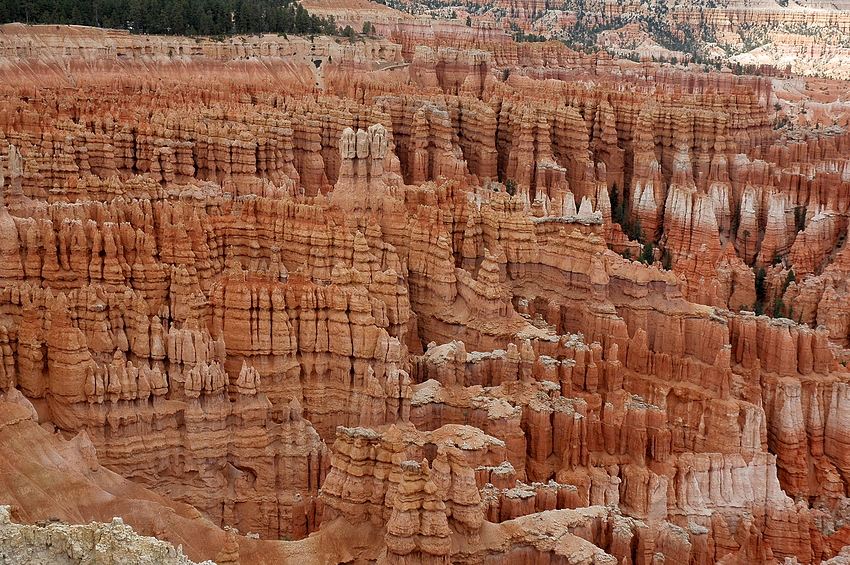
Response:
[0, 0, 340, 36]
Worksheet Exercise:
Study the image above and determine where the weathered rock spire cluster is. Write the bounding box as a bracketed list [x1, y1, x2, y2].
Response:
[0, 22, 850, 565]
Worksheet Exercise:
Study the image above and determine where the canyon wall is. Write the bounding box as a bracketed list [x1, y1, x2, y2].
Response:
[0, 23, 849, 565]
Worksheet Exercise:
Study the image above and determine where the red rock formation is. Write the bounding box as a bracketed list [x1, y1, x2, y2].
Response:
[1, 23, 850, 565]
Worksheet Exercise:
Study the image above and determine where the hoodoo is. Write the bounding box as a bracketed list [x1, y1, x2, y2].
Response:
[1, 6, 850, 563]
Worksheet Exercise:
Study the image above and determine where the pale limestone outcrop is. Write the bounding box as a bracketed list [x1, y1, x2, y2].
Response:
[0, 508, 213, 565]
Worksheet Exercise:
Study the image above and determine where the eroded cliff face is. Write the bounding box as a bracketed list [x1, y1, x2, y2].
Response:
[1, 23, 850, 565]
[314, 0, 850, 81]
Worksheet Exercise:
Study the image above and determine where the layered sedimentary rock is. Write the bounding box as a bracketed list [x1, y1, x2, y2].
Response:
[1, 23, 850, 565]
